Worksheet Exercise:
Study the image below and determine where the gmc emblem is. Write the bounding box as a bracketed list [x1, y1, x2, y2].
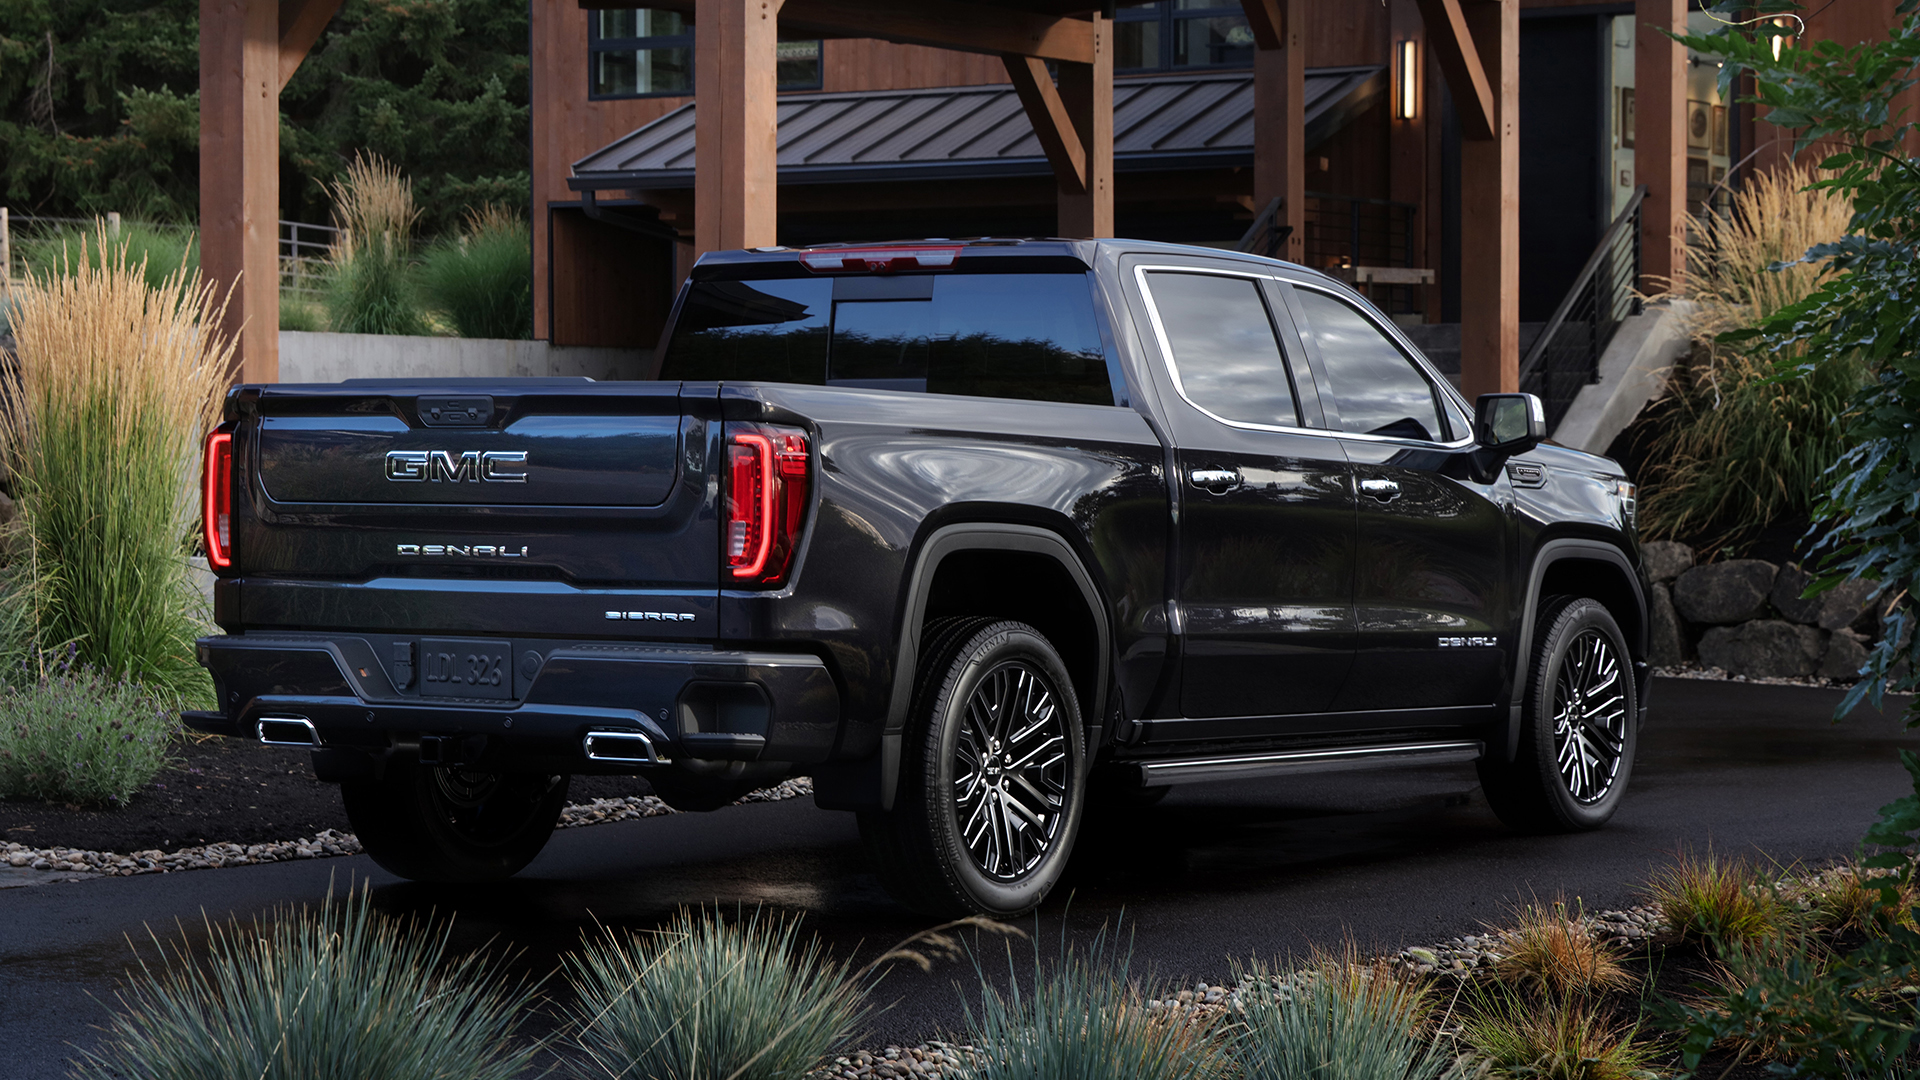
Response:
[385, 450, 528, 483]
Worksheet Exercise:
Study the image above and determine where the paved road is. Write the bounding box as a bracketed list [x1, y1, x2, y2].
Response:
[4, 677, 1917, 1077]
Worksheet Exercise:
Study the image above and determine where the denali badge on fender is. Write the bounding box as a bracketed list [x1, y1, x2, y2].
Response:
[396, 544, 529, 557]
[385, 450, 528, 483]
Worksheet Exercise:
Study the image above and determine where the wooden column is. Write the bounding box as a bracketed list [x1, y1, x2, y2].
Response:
[695, 0, 780, 256]
[1247, 0, 1304, 263]
[1455, 0, 1518, 400]
[1634, 0, 1685, 294]
[1055, 13, 1112, 238]
[200, 0, 281, 382]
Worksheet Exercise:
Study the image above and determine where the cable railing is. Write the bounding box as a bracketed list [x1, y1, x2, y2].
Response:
[1518, 185, 1646, 431]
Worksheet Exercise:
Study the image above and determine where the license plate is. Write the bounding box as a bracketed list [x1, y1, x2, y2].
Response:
[418, 638, 513, 699]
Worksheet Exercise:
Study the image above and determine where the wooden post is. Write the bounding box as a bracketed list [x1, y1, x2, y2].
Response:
[106, 211, 122, 239]
[1456, 0, 1518, 400]
[1055, 13, 1112, 238]
[694, 0, 780, 257]
[1249, 0, 1305, 263]
[201, 0, 281, 382]
[1635, 0, 1685, 294]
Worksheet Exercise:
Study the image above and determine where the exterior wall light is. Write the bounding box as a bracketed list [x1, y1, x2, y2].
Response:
[1398, 39, 1418, 120]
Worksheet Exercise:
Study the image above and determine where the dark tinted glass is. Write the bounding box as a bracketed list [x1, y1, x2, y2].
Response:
[1295, 289, 1445, 442]
[661, 279, 831, 384]
[1145, 271, 1298, 428]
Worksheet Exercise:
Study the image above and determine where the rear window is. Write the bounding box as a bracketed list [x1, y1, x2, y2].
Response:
[661, 273, 1119, 406]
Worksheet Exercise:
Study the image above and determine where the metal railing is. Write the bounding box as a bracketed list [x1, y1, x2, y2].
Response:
[279, 219, 338, 296]
[0, 211, 338, 298]
[1518, 185, 1646, 431]
[1302, 192, 1420, 317]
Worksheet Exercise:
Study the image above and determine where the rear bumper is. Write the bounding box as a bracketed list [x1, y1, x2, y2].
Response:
[187, 633, 841, 775]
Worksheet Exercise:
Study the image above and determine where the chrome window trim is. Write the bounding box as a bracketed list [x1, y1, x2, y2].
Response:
[1286, 278, 1477, 450]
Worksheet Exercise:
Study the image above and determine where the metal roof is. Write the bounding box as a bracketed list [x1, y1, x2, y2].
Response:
[569, 66, 1384, 191]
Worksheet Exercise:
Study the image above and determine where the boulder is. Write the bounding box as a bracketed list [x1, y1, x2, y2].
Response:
[1673, 560, 1778, 625]
[1816, 579, 1882, 635]
[1769, 563, 1822, 624]
[1820, 628, 1869, 682]
[1649, 582, 1687, 667]
[1642, 540, 1695, 584]
[1697, 619, 1825, 679]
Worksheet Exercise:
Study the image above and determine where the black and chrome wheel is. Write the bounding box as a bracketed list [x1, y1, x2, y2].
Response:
[859, 617, 1086, 917]
[1479, 595, 1638, 833]
[342, 761, 569, 882]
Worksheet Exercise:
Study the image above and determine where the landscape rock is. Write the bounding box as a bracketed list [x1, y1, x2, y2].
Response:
[1768, 564, 1882, 634]
[1698, 619, 1825, 678]
[1770, 564, 1822, 624]
[1821, 628, 1870, 682]
[1673, 560, 1778, 625]
[1642, 540, 1695, 584]
[1649, 582, 1687, 667]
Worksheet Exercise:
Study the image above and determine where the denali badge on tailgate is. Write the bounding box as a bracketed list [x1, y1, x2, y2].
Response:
[385, 450, 528, 483]
[396, 543, 529, 558]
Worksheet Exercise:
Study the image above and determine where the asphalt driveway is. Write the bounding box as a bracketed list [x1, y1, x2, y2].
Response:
[3, 676, 1916, 1078]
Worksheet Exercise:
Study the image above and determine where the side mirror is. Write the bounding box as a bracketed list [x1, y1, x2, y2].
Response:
[1474, 393, 1546, 454]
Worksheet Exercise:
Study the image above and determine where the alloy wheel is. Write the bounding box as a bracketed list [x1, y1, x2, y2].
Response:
[1552, 628, 1628, 804]
[952, 660, 1071, 881]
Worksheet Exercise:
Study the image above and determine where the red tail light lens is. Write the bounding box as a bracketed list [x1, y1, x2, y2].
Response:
[724, 422, 810, 586]
[798, 245, 963, 273]
[202, 430, 233, 569]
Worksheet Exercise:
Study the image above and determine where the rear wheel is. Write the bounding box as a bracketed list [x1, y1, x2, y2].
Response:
[1478, 595, 1637, 833]
[342, 762, 568, 882]
[859, 617, 1086, 917]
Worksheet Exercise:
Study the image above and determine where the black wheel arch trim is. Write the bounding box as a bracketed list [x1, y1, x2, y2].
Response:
[1500, 537, 1649, 763]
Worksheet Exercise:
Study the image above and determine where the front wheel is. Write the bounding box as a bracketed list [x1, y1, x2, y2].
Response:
[859, 618, 1087, 917]
[342, 762, 568, 882]
[1478, 595, 1638, 834]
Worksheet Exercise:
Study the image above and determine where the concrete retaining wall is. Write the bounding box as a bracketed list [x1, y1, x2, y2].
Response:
[278, 331, 652, 383]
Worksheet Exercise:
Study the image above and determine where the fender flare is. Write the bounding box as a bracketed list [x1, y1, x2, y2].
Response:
[1499, 537, 1648, 762]
[878, 522, 1112, 811]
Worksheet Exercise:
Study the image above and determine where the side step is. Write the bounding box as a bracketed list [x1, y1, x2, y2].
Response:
[1137, 740, 1483, 787]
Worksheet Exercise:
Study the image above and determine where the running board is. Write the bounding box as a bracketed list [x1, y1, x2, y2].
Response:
[1137, 740, 1483, 787]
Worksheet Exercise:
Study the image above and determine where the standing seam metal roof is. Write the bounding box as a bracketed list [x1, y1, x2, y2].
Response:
[569, 66, 1383, 190]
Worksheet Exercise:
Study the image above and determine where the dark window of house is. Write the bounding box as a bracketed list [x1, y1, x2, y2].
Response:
[1115, 2, 1256, 73]
[1145, 272, 1299, 428]
[1294, 289, 1447, 442]
[589, 9, 822, 99]
[663, 274, 1118, 406]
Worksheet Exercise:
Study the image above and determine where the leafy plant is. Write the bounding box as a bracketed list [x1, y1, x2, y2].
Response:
[1458, 986, 1659, 1080]
[1233, 949, 1477, 1080]
[564, 906, 866, 1080]
[322, 152, 429, 337]
[1643, 849, 1794, 954]
[418, 206, 532, 340]
[1490, 901, 1631, 1000]
[0, 225, 229, 700]
[0, 654, 174, 806]
[74, 882, 538, 1080]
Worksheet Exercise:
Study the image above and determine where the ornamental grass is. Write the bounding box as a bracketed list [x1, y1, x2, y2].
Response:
[1233, 947, 1476, 1080]
[1490, 900, 1631, 1001]
[1644, 849, 1796, 955]
[323, 152, 429, 336]
[418, 204, 533, 340]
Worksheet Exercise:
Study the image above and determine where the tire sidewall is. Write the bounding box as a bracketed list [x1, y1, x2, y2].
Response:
[1527, 598, 1637, 830]
[922, 624, 1086, 915]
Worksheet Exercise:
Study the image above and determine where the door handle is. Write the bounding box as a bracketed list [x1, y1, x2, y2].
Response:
[1359, 478, 1402, 502]
[1188, 467, 1242, 494]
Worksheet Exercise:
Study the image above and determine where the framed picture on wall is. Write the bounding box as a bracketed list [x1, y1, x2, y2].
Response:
[1712, 105, 1728, 156]
[1687, 100, 1712, 150]
[1620, 87, 1636, 148]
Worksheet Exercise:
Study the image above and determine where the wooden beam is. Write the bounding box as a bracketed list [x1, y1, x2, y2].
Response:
[277, 0, 340, 90]
[1635, 0, 1685, 293]
[1238, 0, 1284, 52]
[1002, 55, 1086, 193]
[1456, 0, 1518, 399]
[694, 0, 779, 255]
[1251, 0, 1303, 263]
[1412, 0, 1494, 141]
[1054, 11, 1111, 237]
[608, 0, 1096, 63]
[202, 0, 280, 382]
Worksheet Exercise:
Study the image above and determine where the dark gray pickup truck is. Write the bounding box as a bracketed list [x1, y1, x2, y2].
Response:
[188, 238, 1649, 917]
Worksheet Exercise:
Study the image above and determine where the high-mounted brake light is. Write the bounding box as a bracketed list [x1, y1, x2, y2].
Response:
[724, 423, 810, 586]
[798, 245, 963, 274]
[202, 430, 233, 569]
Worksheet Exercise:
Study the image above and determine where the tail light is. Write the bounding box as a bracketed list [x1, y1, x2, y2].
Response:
[202, 429, 234, 569]
[798, 245, 963, 273]
[724, 422, 810, 587]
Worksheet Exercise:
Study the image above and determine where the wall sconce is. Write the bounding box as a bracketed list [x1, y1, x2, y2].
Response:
[1398, 39, 1418, 120]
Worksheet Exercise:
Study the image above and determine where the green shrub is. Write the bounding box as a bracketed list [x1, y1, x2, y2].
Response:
[22, 221, 199, 296]
[419, 212, 532, 340]
[564, 906, 865, 1080]
[1234, 952, 1474, 1080]
[74, 884, 537, 1080]
[0, 658, 174, 806]
[959, 927, 1232, 1080]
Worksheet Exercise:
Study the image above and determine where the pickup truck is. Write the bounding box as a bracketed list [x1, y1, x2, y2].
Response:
[187, 238, 1650, 917]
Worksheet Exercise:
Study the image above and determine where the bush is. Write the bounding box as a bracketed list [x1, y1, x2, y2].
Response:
[564, 906, 865, 1080]
[1643, 850, 1794, 954]
[323, 153, 429, 337]
[419, 206, 532, 340]
[1491, 901, 1630, 1000]
[0, 658, 174, 806]
[960, 927, 1231, 1080]
[0, 225, 229, 700]
[1234, 950, 1473, 1080]
[1459, 987, 1658, 1080]
[74, 884, 537, 1080]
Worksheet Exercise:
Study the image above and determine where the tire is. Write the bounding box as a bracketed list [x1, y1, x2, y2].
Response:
[858, 617, 1087, 917]
[1478, 595, 1638, 834]
[341, 762, 568, 882]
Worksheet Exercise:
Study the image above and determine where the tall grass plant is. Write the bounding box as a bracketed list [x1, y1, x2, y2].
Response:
[0, 226, 229, 699]
[1234, 949, 1476, 1080]
[323, 153, 428, 336]
[419, 204, 532, 340]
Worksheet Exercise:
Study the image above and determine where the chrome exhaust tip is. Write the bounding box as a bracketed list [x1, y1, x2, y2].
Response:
[583, 729, 668, 765]
[257, 716, 321, 748]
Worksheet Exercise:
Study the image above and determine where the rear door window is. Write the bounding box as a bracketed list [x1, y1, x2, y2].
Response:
[662, 272, 1117, 405]
[1143, 270, 1300, 429]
